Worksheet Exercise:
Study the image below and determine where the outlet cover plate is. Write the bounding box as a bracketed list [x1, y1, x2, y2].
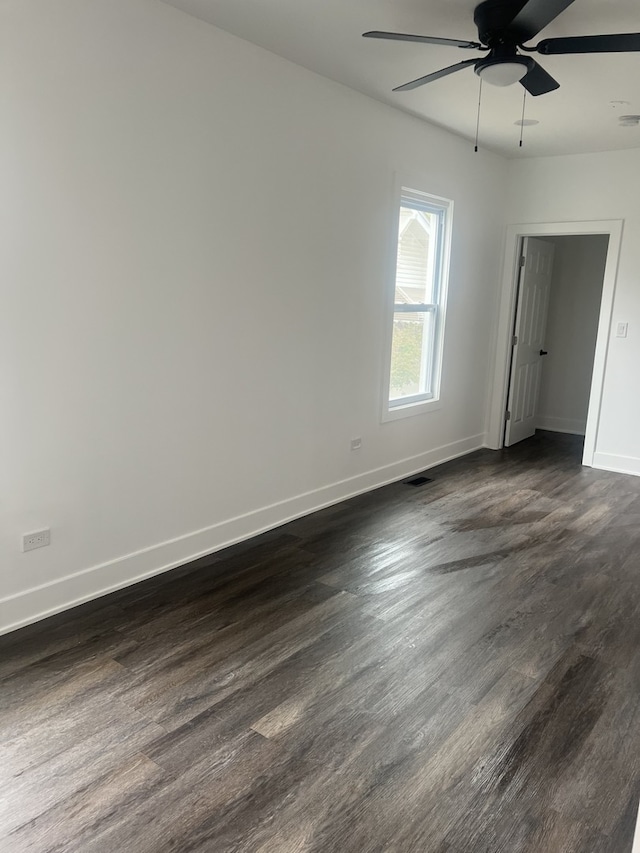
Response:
[22, 529, 51, 552]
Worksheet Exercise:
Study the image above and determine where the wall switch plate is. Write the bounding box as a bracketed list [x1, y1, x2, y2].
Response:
[616, 322, 628, 338]
[22, 528, 51, 552]
[350, 437, 362, 451]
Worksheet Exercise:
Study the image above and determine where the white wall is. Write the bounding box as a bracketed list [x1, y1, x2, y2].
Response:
[507, 149, 640, 476]
[0, 0, 508, 633]
[537, 235, 608, 436]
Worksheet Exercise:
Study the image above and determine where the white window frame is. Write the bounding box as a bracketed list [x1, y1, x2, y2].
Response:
[381, 184, 453, 422]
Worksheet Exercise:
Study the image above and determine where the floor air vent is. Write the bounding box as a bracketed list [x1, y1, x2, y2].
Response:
[405, 475, 433, 487]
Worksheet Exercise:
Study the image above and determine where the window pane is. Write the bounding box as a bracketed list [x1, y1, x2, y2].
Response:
[389, 311, 434, 402]
[395, 207, 438, 305]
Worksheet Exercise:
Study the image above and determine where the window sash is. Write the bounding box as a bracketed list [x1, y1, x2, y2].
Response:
[393, 303, 436, 313]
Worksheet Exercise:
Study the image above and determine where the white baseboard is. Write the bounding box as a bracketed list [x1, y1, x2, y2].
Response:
[536, 415, 586, 436]
[592, 452, 640, 477]
[633, 800, 640, 853]
[0, 434, 485, 636]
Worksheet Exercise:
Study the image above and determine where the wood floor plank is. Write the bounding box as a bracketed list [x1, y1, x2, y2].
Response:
[120, 589, 362, 729]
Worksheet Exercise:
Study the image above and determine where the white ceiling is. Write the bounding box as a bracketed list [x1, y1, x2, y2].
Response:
[160, 0, 640, 158]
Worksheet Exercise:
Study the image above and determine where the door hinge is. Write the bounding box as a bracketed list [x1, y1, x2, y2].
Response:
[519, 256, 526, 267]
[505, 410, 511, 421]
[512, 335, 518, 346]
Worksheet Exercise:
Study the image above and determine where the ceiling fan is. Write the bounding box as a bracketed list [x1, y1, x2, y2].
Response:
[364, 0, 640, 95]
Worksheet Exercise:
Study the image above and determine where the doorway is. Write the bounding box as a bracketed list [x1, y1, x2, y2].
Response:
[487, 219, 624, 467]
[504, 233, 609, 448]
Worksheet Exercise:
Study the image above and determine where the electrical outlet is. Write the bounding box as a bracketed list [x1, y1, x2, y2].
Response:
[22, 528, 51, 552]
[350, 437, 362, 451]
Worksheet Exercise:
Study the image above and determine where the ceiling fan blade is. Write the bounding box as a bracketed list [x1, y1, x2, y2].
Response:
[537, 33, 640, 55]
[363, 31, 482, 50]
[520, 59, 559, 96]
[393, 59, 478, 92]
[508, 0, 576, 43]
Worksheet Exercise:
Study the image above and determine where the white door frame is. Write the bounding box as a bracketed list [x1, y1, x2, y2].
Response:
[486, 219, 624, 467]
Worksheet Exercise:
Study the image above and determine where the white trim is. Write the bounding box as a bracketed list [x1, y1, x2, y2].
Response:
[380, 176, 453, 423]
[592, 452, 640, 477]
[0, 433, 485, 636]
[632, 800, 640, 853]
[383, 398, 443, 422]
[486, 219, 624, 469]
[536, 416, 586, 436]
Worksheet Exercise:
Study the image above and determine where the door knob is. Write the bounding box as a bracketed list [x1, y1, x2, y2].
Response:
[539, 349, 548, 356]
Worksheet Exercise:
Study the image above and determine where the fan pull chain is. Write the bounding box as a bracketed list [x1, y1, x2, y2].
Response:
[519, 88, 527, 148]
[474, 78, 483, 152]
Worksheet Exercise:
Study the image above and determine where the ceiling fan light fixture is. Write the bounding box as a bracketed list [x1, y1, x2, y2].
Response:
[475, 58, 530, 86]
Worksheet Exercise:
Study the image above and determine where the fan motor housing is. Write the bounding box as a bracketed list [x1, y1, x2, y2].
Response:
[474, 0, 529, 45]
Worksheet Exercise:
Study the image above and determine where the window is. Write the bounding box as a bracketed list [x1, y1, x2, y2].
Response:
[383, 187, 452, 419]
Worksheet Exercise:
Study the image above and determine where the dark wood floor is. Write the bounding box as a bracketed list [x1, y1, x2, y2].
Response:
[2, 432, 640, 852]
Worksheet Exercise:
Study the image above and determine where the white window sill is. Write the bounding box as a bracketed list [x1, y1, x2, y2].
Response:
[382, 398, 443, 423]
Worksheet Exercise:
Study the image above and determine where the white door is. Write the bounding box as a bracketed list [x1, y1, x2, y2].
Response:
[505, 237, 555, 447]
